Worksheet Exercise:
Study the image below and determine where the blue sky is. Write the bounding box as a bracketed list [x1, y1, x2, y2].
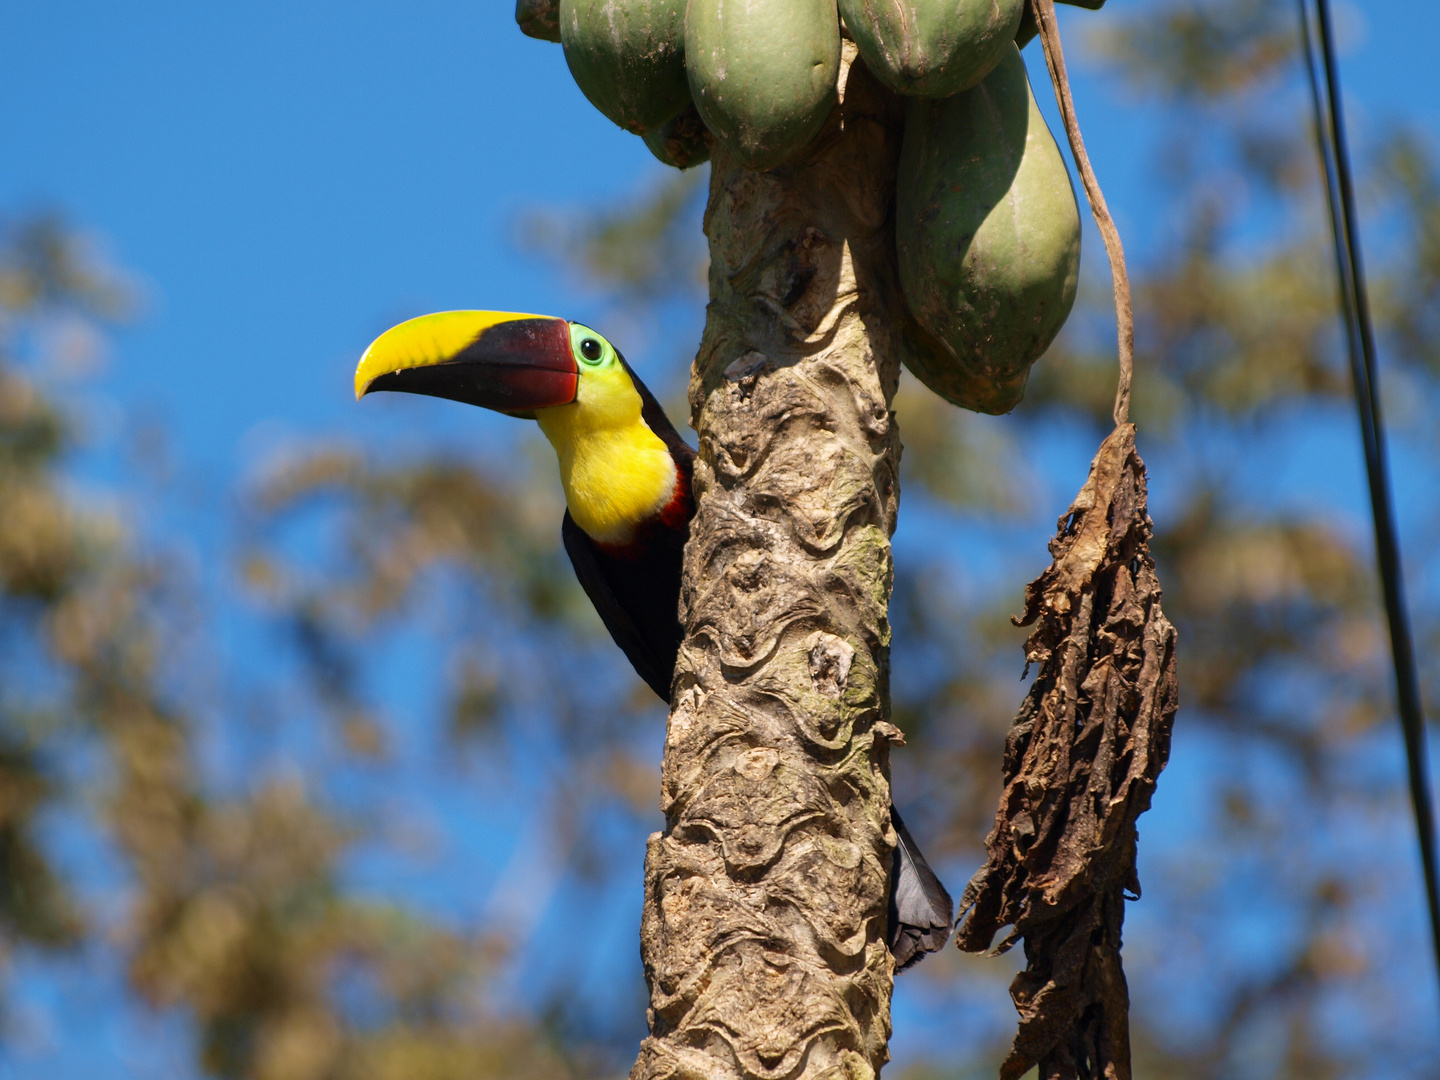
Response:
[1, 0, 1432, 477]
[3, 0, 1438, 1075]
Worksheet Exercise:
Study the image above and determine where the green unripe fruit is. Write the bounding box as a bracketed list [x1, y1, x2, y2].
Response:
[1015, 2, 1038, 49]
[685, 0, 840, 171]
[896, 45, 1080, 413]
[561, 0, 689, 135]
[841, 0, 1024, 98]
[644, 105, 711, 169]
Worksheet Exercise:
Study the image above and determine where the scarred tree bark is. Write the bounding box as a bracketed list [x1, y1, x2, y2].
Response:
[631, 44, 917, 1080]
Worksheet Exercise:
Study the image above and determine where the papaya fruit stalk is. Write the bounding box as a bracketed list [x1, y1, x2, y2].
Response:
[955, 7, 1178, 1080]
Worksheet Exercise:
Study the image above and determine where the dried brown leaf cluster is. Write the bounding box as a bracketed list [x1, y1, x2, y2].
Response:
[957, 424, 1179, 1080]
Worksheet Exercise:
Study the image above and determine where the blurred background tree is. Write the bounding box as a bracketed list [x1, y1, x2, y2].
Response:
[0, 0, 1437, 1077]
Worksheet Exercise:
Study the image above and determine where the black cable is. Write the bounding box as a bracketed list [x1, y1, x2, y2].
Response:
[1297, 0, 1440, 985]
[1296, 1, 1358, 383]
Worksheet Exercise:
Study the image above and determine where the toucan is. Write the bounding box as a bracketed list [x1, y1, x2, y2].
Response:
[355, 310, 954, 970]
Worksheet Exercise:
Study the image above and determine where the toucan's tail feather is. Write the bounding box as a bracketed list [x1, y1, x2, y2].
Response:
[888, 806, 955, 972]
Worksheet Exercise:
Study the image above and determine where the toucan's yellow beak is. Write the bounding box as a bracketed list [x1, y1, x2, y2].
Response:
[354, 310, 578, 413]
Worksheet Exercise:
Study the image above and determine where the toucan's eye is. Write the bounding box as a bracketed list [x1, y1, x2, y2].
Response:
[568, 323, 611, 368]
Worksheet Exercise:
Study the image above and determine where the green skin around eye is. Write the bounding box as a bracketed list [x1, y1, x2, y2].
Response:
[569, 322, 614, 368]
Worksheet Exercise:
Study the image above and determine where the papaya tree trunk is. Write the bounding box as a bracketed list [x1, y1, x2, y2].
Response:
[632, 44, 914, 1080]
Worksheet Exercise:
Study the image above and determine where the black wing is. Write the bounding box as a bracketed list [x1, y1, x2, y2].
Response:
[561, 356, 692, 703]
[562, 511, 678, 702]
[888, 806, 955, 972]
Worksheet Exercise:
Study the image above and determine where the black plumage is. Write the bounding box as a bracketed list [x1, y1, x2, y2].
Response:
[563, 511, 686, 700]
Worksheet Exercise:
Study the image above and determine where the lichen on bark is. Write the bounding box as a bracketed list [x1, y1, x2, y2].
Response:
[630, 44, 916, 1080]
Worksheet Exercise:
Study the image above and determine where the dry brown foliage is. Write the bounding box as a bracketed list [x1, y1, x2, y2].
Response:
[957, 424, 1179, 1080]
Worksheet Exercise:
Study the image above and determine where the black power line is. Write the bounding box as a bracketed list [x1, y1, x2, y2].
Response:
[1296, 0, 1440, 988]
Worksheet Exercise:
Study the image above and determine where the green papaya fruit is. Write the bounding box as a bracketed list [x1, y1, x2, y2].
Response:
[1014, 2, 1038, 49]
[685, 0, 840, 171]
[841, 0, 1024, 98]
[644, 104, 711, 169]
[561, 0, 689, 135]
[516, 0, 562, 42]
[896, 45, 1080, 414]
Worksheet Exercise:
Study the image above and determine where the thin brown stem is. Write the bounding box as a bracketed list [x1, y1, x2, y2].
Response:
[1033, 0, 1134, 426]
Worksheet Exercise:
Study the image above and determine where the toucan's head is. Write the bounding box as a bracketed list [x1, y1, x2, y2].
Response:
[355, 310, 681, 544]
[354, 310, 635, 422]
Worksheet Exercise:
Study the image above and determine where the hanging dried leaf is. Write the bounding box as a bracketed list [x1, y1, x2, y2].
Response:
[956, 423, 1178, 1080]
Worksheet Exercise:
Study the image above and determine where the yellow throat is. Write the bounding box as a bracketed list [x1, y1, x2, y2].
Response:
[535, 359, 676, 545]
